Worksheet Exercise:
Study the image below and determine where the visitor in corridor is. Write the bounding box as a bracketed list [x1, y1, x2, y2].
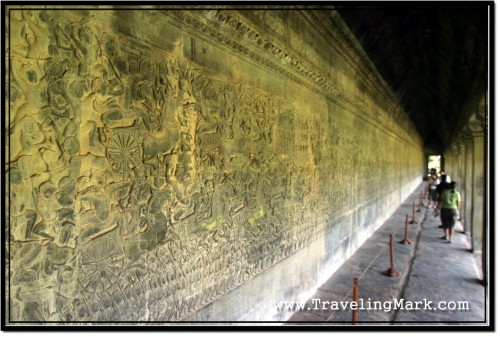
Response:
[435, 171, 451, 226]
[427, 174, 440, 208]
[439, 170, 451, 183]
[437, 181, 462, 244]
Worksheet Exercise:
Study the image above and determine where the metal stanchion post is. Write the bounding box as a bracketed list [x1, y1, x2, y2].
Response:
[409, 202, 417, 224]
[384, 234, 400, 277]
[352, 278, 359, 325]
[400, 214, 412, 245]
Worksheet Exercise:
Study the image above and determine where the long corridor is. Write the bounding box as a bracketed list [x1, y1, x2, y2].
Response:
[3, 6, 489, 329]
[288, 182, 488, 326]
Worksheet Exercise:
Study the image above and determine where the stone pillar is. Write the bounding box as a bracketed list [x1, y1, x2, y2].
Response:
[451, 140, 466, 233]
[468, 108, 487, 282]
[460, 133, 474, 236]
[458, 141, 466, 184]
[471, 134, 485, 262]
[442, 150, 449, 175]
[449, 144, 459, 180]
[460, 130, 474, 238]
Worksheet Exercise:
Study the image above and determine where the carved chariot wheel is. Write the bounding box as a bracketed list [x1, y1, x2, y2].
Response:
[78, 238, 124, 293]
[106, 131, 141, 174]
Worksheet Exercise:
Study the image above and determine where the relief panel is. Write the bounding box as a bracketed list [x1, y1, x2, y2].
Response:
[6, 8, 424, 323]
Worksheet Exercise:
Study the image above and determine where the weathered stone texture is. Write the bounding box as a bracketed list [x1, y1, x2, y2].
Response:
[444, 96, 486, 279]
[5, 8, 424, 323]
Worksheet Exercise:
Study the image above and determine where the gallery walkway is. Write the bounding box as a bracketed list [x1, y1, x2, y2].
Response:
[288, 182, 488, 326]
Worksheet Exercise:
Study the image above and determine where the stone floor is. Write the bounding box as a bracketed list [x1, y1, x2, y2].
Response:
[287, 182, 489, 327]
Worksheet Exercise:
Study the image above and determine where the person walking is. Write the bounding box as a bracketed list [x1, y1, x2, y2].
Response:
[439, 170, 451, 183]
[435, 172, 450, 228]
[427, 173, 440, 208]
[437, 181, 461, 243]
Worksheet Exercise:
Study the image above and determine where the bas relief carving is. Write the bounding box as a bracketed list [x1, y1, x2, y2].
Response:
[6, 9, 422, 322]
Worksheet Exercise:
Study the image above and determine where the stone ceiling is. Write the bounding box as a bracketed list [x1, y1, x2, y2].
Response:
[335, 3, 489, 152]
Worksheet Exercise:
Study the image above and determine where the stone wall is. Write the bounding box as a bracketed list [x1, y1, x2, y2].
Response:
[5, 8, 424, 323]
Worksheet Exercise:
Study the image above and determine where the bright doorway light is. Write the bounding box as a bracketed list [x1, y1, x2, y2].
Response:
[427, 155, 441, 174]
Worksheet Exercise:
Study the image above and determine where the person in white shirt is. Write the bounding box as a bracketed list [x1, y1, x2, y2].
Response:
[427, 174, 440, 208]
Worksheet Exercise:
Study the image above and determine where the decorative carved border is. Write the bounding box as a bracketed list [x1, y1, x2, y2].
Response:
[162, 9, 422, 148]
